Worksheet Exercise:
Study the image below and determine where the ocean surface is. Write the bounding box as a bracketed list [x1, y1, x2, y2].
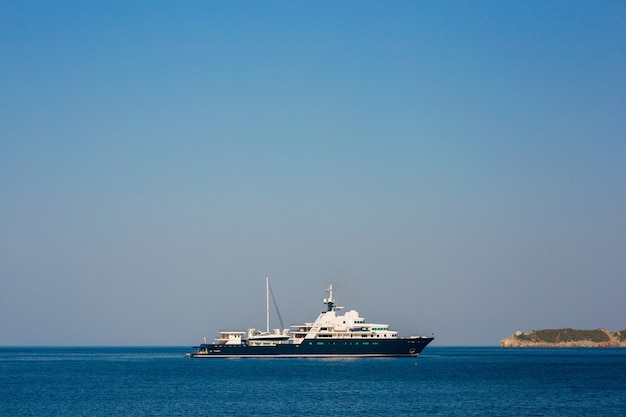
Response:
[2, 346, 625, 416]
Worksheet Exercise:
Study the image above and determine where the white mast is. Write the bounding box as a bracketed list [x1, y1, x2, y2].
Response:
[324, 284, 336, 311]
[266, 276, 270, 333]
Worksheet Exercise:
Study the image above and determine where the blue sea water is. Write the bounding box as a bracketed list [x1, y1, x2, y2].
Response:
[1, 346, 625, 416]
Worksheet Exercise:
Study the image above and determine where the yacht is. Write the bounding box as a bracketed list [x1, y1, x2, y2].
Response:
[188, 281, 433, 358]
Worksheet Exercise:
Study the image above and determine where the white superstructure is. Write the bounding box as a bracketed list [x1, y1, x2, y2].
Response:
[208, 284, 398, 346]
[291, 284, 398, 342]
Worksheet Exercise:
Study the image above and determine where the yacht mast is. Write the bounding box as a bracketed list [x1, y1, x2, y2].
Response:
[266, 276, 270, 333]
[324, 284, 335, 311]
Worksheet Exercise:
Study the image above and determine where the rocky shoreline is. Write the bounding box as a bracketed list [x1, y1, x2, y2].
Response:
[501, 328, 626, 348]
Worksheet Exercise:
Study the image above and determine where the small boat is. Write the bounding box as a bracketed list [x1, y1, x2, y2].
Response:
[188, 280, 433, 358]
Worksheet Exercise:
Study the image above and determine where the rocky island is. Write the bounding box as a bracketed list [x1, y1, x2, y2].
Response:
[501, 328, 626, 348]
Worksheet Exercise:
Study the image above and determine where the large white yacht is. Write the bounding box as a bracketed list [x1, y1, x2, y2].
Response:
[188, 281, 433, 358]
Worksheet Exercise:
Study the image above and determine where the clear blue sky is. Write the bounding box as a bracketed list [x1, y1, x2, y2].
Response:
[1, 1, 625, 346]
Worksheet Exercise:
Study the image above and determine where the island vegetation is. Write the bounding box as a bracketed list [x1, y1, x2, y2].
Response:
[501, 327, 626, 348]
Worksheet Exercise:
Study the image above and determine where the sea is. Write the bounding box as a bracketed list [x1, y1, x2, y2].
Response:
[1, 346, 625, 416]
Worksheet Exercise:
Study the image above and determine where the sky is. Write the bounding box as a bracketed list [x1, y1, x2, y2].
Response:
[1, 1, 625, 346]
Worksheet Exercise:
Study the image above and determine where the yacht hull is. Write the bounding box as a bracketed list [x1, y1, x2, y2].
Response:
[191, 336, 433, 358]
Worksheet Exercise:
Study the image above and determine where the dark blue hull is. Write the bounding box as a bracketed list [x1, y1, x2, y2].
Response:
[190, 337, 433, 358]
